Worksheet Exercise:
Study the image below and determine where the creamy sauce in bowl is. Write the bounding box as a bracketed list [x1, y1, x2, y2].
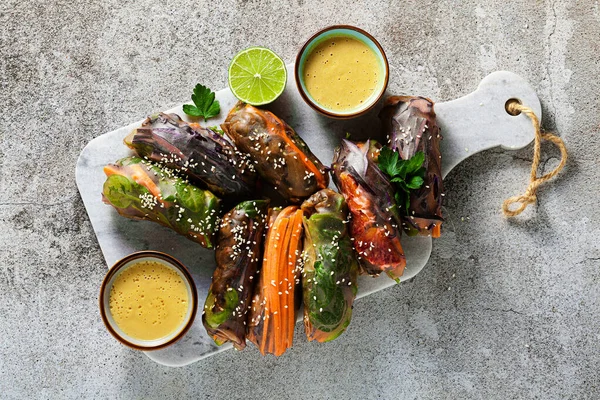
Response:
[109, 260, 189, 341]
[100, 252, 197, 350]
[302, 36, 381, 112]
[295, 26, 388, 118]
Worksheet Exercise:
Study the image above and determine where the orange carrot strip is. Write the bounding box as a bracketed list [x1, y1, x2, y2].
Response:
[261, 208, 293, 355]
[268, 207, 295, 355]
[274, 209, 303, 353]
[252, 207, 305, 356]
[276, 207, 298, 355]
[103, 165, 120, 176]
[128, 164, 162, 200]
[277, 216, 296, 355]
[282, 212, 298, 350]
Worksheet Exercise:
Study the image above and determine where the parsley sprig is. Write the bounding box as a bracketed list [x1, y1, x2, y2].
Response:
[377, 146, 426, 212]
[183, 84, 220, 121]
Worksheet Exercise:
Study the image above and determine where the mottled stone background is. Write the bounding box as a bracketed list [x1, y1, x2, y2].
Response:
[1, 0, 599, 398]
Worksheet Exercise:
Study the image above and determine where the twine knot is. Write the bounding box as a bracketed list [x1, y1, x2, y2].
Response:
[502, 100, 567, 217]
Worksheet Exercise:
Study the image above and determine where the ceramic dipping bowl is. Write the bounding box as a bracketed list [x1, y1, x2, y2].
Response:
[295, 25, 389, 119]
[99, 251, 198, 351]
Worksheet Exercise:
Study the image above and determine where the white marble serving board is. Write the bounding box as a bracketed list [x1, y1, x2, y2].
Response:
[76, 65, 540, 367]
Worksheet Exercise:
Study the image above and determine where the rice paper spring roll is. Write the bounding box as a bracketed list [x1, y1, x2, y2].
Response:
[222, 102, 329, 203]
[379, 96, 444, 237]
[203, 200, 269, 350]
[331, 139, 406, 281]
[124, 113, 257, 197]
[247, 206, 304, 356]
[102, 157, 220, 249]
[300, 189, 359, 342]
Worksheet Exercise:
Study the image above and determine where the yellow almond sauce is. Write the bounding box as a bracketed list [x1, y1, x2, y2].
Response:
[109, 261, 189, 341]
[303, 36, 382, 112]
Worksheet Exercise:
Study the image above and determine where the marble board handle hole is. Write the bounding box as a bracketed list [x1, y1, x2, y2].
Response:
[505, 98, 523, 116]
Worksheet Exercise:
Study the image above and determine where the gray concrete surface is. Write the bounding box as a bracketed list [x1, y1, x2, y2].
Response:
[1, 0, 599, 398]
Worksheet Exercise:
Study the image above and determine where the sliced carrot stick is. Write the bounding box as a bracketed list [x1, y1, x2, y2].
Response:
[128, 164, 162, 200]
[260, 208, 288, 355]
[276, 207, 297, 355]
[275, 209, 302, 352]
[432, 223, 441, 238]
[259, 217, 281, 354]
[278, 217, 296, 353]
[103, 165, 121, 177]
[248, 206, 304, 356]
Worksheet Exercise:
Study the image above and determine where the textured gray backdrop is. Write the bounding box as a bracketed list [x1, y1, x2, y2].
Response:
[1, 0, 599, 399]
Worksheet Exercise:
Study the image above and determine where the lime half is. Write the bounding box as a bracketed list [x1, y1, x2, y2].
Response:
[228, 47, 287, 106]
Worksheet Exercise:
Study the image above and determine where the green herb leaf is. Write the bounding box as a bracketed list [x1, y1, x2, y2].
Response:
[377, 148, 427, 213]
[378, 147, 402, 177]
[205, 101, 220, 118]
[405, 151, 425, 174]
[406, 175, 424, 189]
[183, 84, 221, 121]
[182, 104, 203, 117]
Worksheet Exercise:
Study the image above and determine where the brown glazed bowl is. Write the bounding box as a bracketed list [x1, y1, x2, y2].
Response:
[295, 25, 389, 119]
[99, 251, 198, 351]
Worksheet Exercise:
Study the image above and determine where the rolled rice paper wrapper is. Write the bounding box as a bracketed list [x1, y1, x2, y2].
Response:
[331, 139, 406, 281]
[301, 189, 359, 342]
[379, 96, 444, 237]
[124, 112, 257, 197]
[222, 102, 329, 203]
[102, 157, 220, 249]
[203, 200, 269, 350]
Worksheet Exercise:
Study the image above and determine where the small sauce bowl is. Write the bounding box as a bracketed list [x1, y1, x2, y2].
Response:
[295, 25, 389, 119]
[99, 251, 198, 351]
